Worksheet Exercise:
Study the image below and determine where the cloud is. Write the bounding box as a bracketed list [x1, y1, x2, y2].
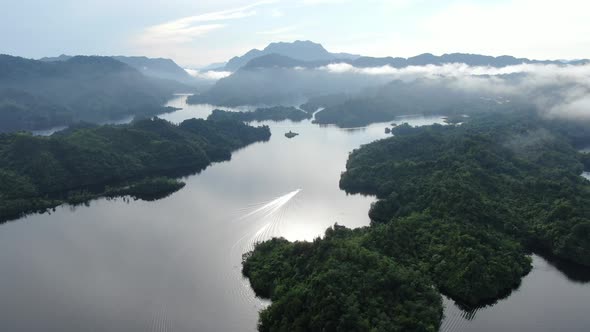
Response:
[185, 68, 232, 80]
[317, 62, 590, 120]
[302, 0, 347, 4]
[137, 1, 276, 45]
[302, 0, 415, 6]
[318, 62, 530, 76]
[139, 24, 225, 44]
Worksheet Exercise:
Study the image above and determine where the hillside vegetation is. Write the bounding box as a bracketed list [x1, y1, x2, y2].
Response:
[243, 112, 590, 331]
[208, 106, 312, 122]
[0, 55, 181, 132]
[0, 118, 270, 221]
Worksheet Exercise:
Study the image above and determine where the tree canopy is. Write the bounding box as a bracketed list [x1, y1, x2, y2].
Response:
[0, 117, 270, 222]
[243, 112, 590, 330]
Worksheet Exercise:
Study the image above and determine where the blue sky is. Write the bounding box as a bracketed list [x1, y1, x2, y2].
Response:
[1, 0, 588, 67]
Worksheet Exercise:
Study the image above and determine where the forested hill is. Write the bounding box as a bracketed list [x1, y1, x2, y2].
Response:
[242, 112, 590, 331]
[0, 117, 270, 222]
[208, 106, 312, 122]
[312, 79, 530, 127]
[0, 55, 184, 133]
[41, 54, 199, 86]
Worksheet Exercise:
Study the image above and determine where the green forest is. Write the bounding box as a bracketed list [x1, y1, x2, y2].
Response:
[243, 226, 443, 332]
[0, 117, 270, 222]
[208, 106, 312, 123]
[243, 112, 590, 331]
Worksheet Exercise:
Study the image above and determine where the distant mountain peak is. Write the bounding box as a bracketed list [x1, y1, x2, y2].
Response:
[223, 40, 360, 72]
[264, 40, 328, 52]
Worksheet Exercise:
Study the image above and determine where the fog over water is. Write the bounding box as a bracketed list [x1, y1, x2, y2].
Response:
[1, 95, 589, 331]
[205, 62, 590, 121]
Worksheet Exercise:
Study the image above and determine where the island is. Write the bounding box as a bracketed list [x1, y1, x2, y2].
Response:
[284, 131, 299, 138]
[207, 106, 312, 123]
[0, 117, 270, 222]
[243, 112, 590, 331]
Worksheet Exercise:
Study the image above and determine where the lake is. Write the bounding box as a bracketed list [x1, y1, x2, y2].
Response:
[1, 95, 589, 331]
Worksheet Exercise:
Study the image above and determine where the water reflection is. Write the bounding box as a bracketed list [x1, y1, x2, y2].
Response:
[0, 96, 410, 331]
[534, 250, 590, 283]
[441, 254, 590, 331]
[158, 95, 255, 123]
[2, 95, 589, 332]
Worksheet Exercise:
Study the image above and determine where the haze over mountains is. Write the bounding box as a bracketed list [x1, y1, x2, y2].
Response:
[2, 40, 589, 133]
[221, 40, 360, 72]
[40, 54, 201, 87]
[0, 54, 186, 132]
[187, 40, 590, 126]
[215, 40, 588, 72]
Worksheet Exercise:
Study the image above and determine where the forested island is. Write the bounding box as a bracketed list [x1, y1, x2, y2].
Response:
[0, 118, 270, 222]
[207, 106, 312, 122]
[243, 112, 590, 331]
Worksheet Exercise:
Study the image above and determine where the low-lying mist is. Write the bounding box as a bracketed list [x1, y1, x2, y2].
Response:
[196, 62, 590, 121]
[319, 62, 590, 120]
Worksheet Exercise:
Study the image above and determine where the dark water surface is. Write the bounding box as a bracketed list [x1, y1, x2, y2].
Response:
[1, 95, 589, 331]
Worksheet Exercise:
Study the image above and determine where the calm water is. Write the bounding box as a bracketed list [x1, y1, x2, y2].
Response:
[1, 95, 589, 331]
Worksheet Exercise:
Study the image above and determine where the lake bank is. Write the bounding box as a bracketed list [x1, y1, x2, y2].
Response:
[0, 95, 588, 331]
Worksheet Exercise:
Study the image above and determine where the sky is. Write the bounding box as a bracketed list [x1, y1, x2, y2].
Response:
[1, 0, 589, 67]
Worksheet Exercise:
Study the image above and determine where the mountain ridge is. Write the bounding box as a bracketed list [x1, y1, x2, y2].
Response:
[0, 54, 181, 132]
[213, 40, 589, 72]
[239, 51, 589, 71]
[223, 40, 361, 71]
[40, 54, 199, 86]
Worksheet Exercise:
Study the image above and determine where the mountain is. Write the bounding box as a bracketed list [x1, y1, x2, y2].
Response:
[234, 52, 583, 71]
[223, 40, 360, 71]
[199, 61, 228, 71]
[39, 54, 72, 62]
[351, 53, 567, 68]
[112, 56, 196, 85]
[41, 54, 199, 86]
[224, 39, 590, 71]
[241, 54, 308, 70]
[215, 40, 588, 72]
[191, 40, 590, 107]
[262, 40, 340, 61]
[0, 54, 179, 132]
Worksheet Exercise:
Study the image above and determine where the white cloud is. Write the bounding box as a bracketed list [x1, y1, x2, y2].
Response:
[139, 23, 226, 44]
[319, 62, 533, 76]
[317, 62, 590, 120]
[302, 0, 415, 6]
[302, 0, 347, 4]
[137, 1, 276, 46]
[185, 68, 232, 80]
